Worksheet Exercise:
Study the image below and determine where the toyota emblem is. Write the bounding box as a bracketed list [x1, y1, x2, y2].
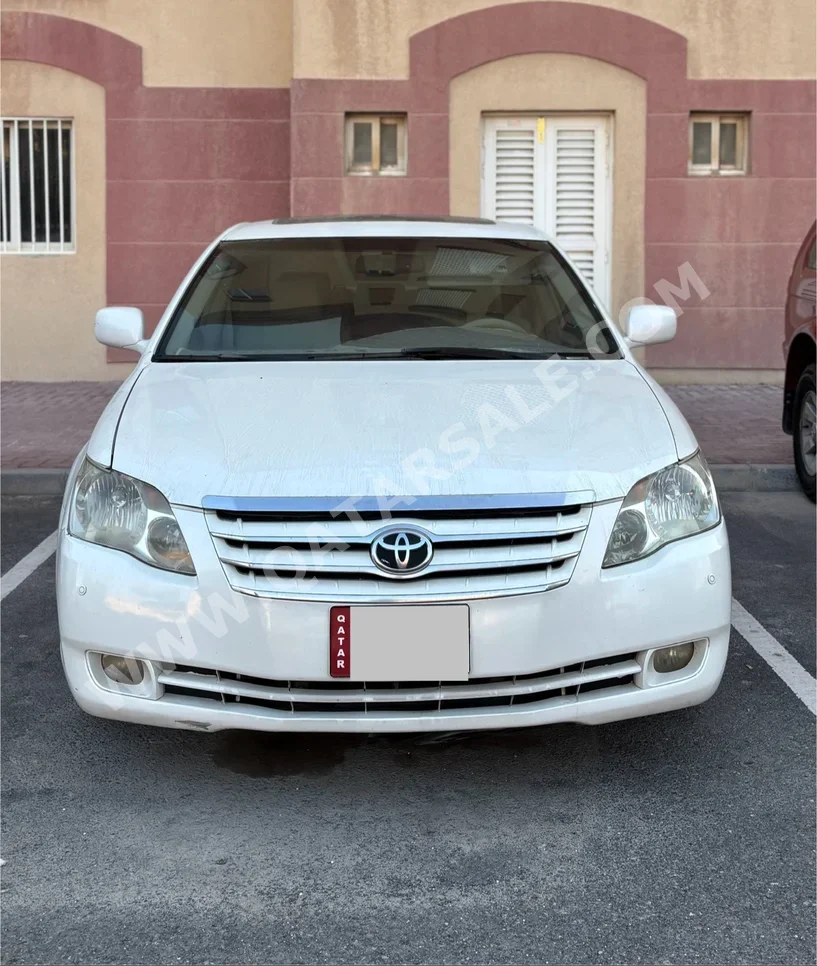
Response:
[371, 527, 433, 576]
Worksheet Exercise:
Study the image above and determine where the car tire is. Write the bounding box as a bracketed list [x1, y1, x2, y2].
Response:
[793, 362, 816, 501]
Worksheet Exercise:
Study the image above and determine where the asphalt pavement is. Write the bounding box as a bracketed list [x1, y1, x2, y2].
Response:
[1, 491, 815, 966]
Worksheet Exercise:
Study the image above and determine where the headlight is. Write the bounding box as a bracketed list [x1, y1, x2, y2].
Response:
[603, 453, 720, 568]
[69, 458, 196, 575]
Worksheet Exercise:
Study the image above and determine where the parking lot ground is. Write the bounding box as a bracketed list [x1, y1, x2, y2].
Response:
[1, 492, 814, 966]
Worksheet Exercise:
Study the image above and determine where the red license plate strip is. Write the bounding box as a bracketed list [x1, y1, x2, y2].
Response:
[330, 606, 351, 677]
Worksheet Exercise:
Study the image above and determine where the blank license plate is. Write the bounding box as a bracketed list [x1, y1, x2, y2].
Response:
[329, 605, 470, 681]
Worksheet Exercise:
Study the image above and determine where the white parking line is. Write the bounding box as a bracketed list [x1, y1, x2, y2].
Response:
[731, 597, 816, 716]
[0, 530, 58, 601]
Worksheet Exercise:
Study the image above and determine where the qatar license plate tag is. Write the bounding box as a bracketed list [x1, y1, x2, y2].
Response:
[329, 605, 470, 681]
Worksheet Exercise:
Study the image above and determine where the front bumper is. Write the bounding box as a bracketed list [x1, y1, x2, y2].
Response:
[57, 501, 731, 733]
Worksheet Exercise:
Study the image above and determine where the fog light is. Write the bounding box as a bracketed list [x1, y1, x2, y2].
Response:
[652, 642, 695, 674]
[101, 654, 145, 685]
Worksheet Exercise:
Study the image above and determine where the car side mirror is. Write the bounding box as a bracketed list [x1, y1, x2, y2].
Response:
[95, 307, 149, 354]
[624, 304, 677, 347]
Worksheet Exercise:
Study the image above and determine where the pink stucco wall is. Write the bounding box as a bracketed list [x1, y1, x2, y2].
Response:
[2, 5, 815, 370]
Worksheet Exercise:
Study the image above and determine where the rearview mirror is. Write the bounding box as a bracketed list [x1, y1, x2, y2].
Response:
[624, 305, 677, 346]
[95, 307, 148, 354]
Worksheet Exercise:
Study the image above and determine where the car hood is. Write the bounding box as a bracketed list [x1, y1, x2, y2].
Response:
[108, 359, 682, 506]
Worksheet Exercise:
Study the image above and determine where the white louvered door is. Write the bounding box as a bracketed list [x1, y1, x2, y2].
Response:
[544, 118, 608, 303]
[481, 117, 544, 227]
[482, 115, 611, 306]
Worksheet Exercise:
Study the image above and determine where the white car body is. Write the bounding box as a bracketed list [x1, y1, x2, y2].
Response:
[57, 218, 731, 733]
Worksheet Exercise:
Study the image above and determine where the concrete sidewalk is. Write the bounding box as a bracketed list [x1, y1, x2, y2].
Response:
[2, 382, 120, 470]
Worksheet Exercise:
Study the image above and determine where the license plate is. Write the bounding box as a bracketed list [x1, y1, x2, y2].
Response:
[329, 605, 470, 681]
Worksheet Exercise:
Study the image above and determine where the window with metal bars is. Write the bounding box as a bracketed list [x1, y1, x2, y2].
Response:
[1, 118, 74, 253]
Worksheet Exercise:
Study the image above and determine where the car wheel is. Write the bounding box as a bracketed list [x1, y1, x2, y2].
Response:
[793, 362, 816, 501]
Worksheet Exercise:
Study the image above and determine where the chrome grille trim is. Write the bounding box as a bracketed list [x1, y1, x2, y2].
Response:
[204, 495, 593, 601]
[159, 653, 638, 714]
[216, 543, 581, 575]
[207, 523, 589, 544]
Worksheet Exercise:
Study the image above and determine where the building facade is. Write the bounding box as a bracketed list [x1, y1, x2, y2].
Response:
[1, 0, 815, 382]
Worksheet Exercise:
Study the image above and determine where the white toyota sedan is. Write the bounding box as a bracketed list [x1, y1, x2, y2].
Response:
[57, 217, 731, 734]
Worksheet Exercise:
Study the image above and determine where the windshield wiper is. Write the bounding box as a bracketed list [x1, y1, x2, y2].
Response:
[162, 351, 393, 362]
[162, 352, 264, 361]
[161, 348, 600, 362]
[374, 346, 574, 360]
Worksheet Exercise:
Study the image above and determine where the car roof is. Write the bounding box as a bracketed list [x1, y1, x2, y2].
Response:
[222, 216, 551, 243]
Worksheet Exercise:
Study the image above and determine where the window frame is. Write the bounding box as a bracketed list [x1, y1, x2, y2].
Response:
[345, 114, 408, 177]
[1, 116, 76, 255]
[688, 113, 749, 177]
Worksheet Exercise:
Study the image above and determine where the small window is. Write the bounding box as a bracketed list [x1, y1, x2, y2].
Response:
[688, 114, 748, 176]
[1, 118, 74, 253]
[806, 240, 817, 271]
[345, 114, 407, 176]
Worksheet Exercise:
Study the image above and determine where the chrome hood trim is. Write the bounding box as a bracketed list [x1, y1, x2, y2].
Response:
[201, 491, 596, 513]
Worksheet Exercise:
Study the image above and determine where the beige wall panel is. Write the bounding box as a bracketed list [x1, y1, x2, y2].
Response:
[449, 52, 646, 323]
[1, 61, 132, 381]
[3, 0, 293, 88]
[294, 0, 816, 80]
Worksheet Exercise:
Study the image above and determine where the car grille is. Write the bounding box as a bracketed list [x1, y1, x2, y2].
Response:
[203, 495, 593, 601]
[159, 653, 638, 715]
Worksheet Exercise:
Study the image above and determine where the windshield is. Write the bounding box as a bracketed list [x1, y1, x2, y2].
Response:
[154, 236, 620, 361]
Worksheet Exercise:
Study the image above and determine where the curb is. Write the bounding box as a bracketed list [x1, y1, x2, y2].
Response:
[710, 464, 799, 492]
[2, 468, 69, 496]
[0, 464, 800, 497]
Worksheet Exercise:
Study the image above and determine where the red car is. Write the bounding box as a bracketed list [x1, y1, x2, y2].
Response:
[783, 220, 816, 499]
